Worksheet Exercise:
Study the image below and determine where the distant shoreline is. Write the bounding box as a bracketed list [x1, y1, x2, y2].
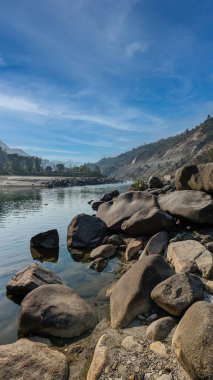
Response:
[0, 175, 119, 188]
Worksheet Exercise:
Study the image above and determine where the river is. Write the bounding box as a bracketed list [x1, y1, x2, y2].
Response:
[0, 182, 130, 344]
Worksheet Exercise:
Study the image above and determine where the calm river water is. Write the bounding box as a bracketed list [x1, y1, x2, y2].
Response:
[0, 182, 130, 344]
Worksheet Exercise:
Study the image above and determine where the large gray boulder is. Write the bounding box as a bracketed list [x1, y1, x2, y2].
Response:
[158, 190, 213, 224]
[0, 338, 68, 380]
[30, 229, 59, 249]
[175, 163, 213, 194]
[6, 264, 62, 297]
[96, 191, 158, 231]
[121, 207, 174, 236]
[110, 254, 173, 328]
[151, 273, 204, 316]
[172, 301, 213, 379]
[67, 213, 107, 248]
[18, 284, 98, 338]
[167, 240, 213, 278]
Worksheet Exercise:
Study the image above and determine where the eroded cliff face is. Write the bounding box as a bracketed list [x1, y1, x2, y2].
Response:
[96, 117, 213, 179]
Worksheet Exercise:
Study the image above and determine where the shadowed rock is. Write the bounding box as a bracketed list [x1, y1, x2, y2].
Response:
[31, 229, 59, 249]
[30, 246, 59, 263]
[18, 284, 98, 338]
[146, 316, 176, 342]
[110, 254, 173, 328]
[67, 213, 107, 248]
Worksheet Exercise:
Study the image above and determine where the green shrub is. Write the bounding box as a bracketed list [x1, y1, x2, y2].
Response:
[129, 176, 147, 191]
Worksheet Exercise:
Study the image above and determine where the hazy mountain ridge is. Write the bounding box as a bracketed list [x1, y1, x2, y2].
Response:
[96, 117, 213, 179]
[0, 141, 29, 157]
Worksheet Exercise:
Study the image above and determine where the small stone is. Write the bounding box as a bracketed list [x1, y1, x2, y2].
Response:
[146, 313, 158, 322]
[156, 375, 173, 380]
[125, 238, 144, 261]
[87, 335, 108, 380]
[121, 336, 143, 352]
[138, 314, 146, 321]
[105, 366, 110, 374]
[118, 364, 127, 377]
[108, 235, 125, 247]
[150, 341, 167, 357]
[205, 280, 213, 292]
[134, 366, 140, 373]
[89, 257, 108, 272]
[90, 244, 116, 259]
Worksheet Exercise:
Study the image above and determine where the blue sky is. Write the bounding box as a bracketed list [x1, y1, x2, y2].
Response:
[0, 0, 212, 163]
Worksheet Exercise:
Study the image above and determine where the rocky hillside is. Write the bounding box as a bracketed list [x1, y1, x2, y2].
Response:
[96, 116, 213, 179]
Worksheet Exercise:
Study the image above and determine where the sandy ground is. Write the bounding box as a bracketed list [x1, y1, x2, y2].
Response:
[0, 175, 62, 187]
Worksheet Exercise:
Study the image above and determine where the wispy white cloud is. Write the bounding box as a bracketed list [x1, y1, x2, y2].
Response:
[126, 41, 147, 57]
[17, 146, 80, 154]
[0, 57, 5, 66]
[0, 94, 47, 115]
[0, 90, 165, 133]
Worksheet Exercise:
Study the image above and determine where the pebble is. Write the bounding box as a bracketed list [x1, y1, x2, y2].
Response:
[138, 314, 146, 321]
[118, 364, 127, 376]
[146, 313, 158, 322]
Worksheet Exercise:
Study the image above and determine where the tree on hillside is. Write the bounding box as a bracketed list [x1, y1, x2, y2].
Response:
[56, 163, 65, 173]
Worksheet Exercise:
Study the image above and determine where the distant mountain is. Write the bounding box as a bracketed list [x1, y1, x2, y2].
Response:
[96, 116, 213, 179]
[0, 140, 29, 157]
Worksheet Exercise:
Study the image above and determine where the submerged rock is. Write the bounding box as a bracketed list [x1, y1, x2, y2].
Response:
[110, 254, 173, 328]
[0, 338, 68, 380]
[97, 191, 158, 231]
[30, 246, 59, 263]
[67, 213, 107, 248]
[89, 257, 108, 272]
[172, 301, 213, 379]
[18, 284, 98, 338]
[30, 229, 59, 249]
[6, 263, 62, 297]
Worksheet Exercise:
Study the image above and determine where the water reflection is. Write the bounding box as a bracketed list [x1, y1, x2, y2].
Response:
[30, 246, 59, 263]
[0, 182, 130, 344]
[0, 187, 42, 221]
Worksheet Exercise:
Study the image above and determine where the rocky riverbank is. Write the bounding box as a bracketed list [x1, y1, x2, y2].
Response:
[1, 163, 213, 380]
[0, 175, 118, 188]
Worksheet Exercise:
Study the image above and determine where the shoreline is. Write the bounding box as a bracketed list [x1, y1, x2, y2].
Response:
[0, 175, 119, 188]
